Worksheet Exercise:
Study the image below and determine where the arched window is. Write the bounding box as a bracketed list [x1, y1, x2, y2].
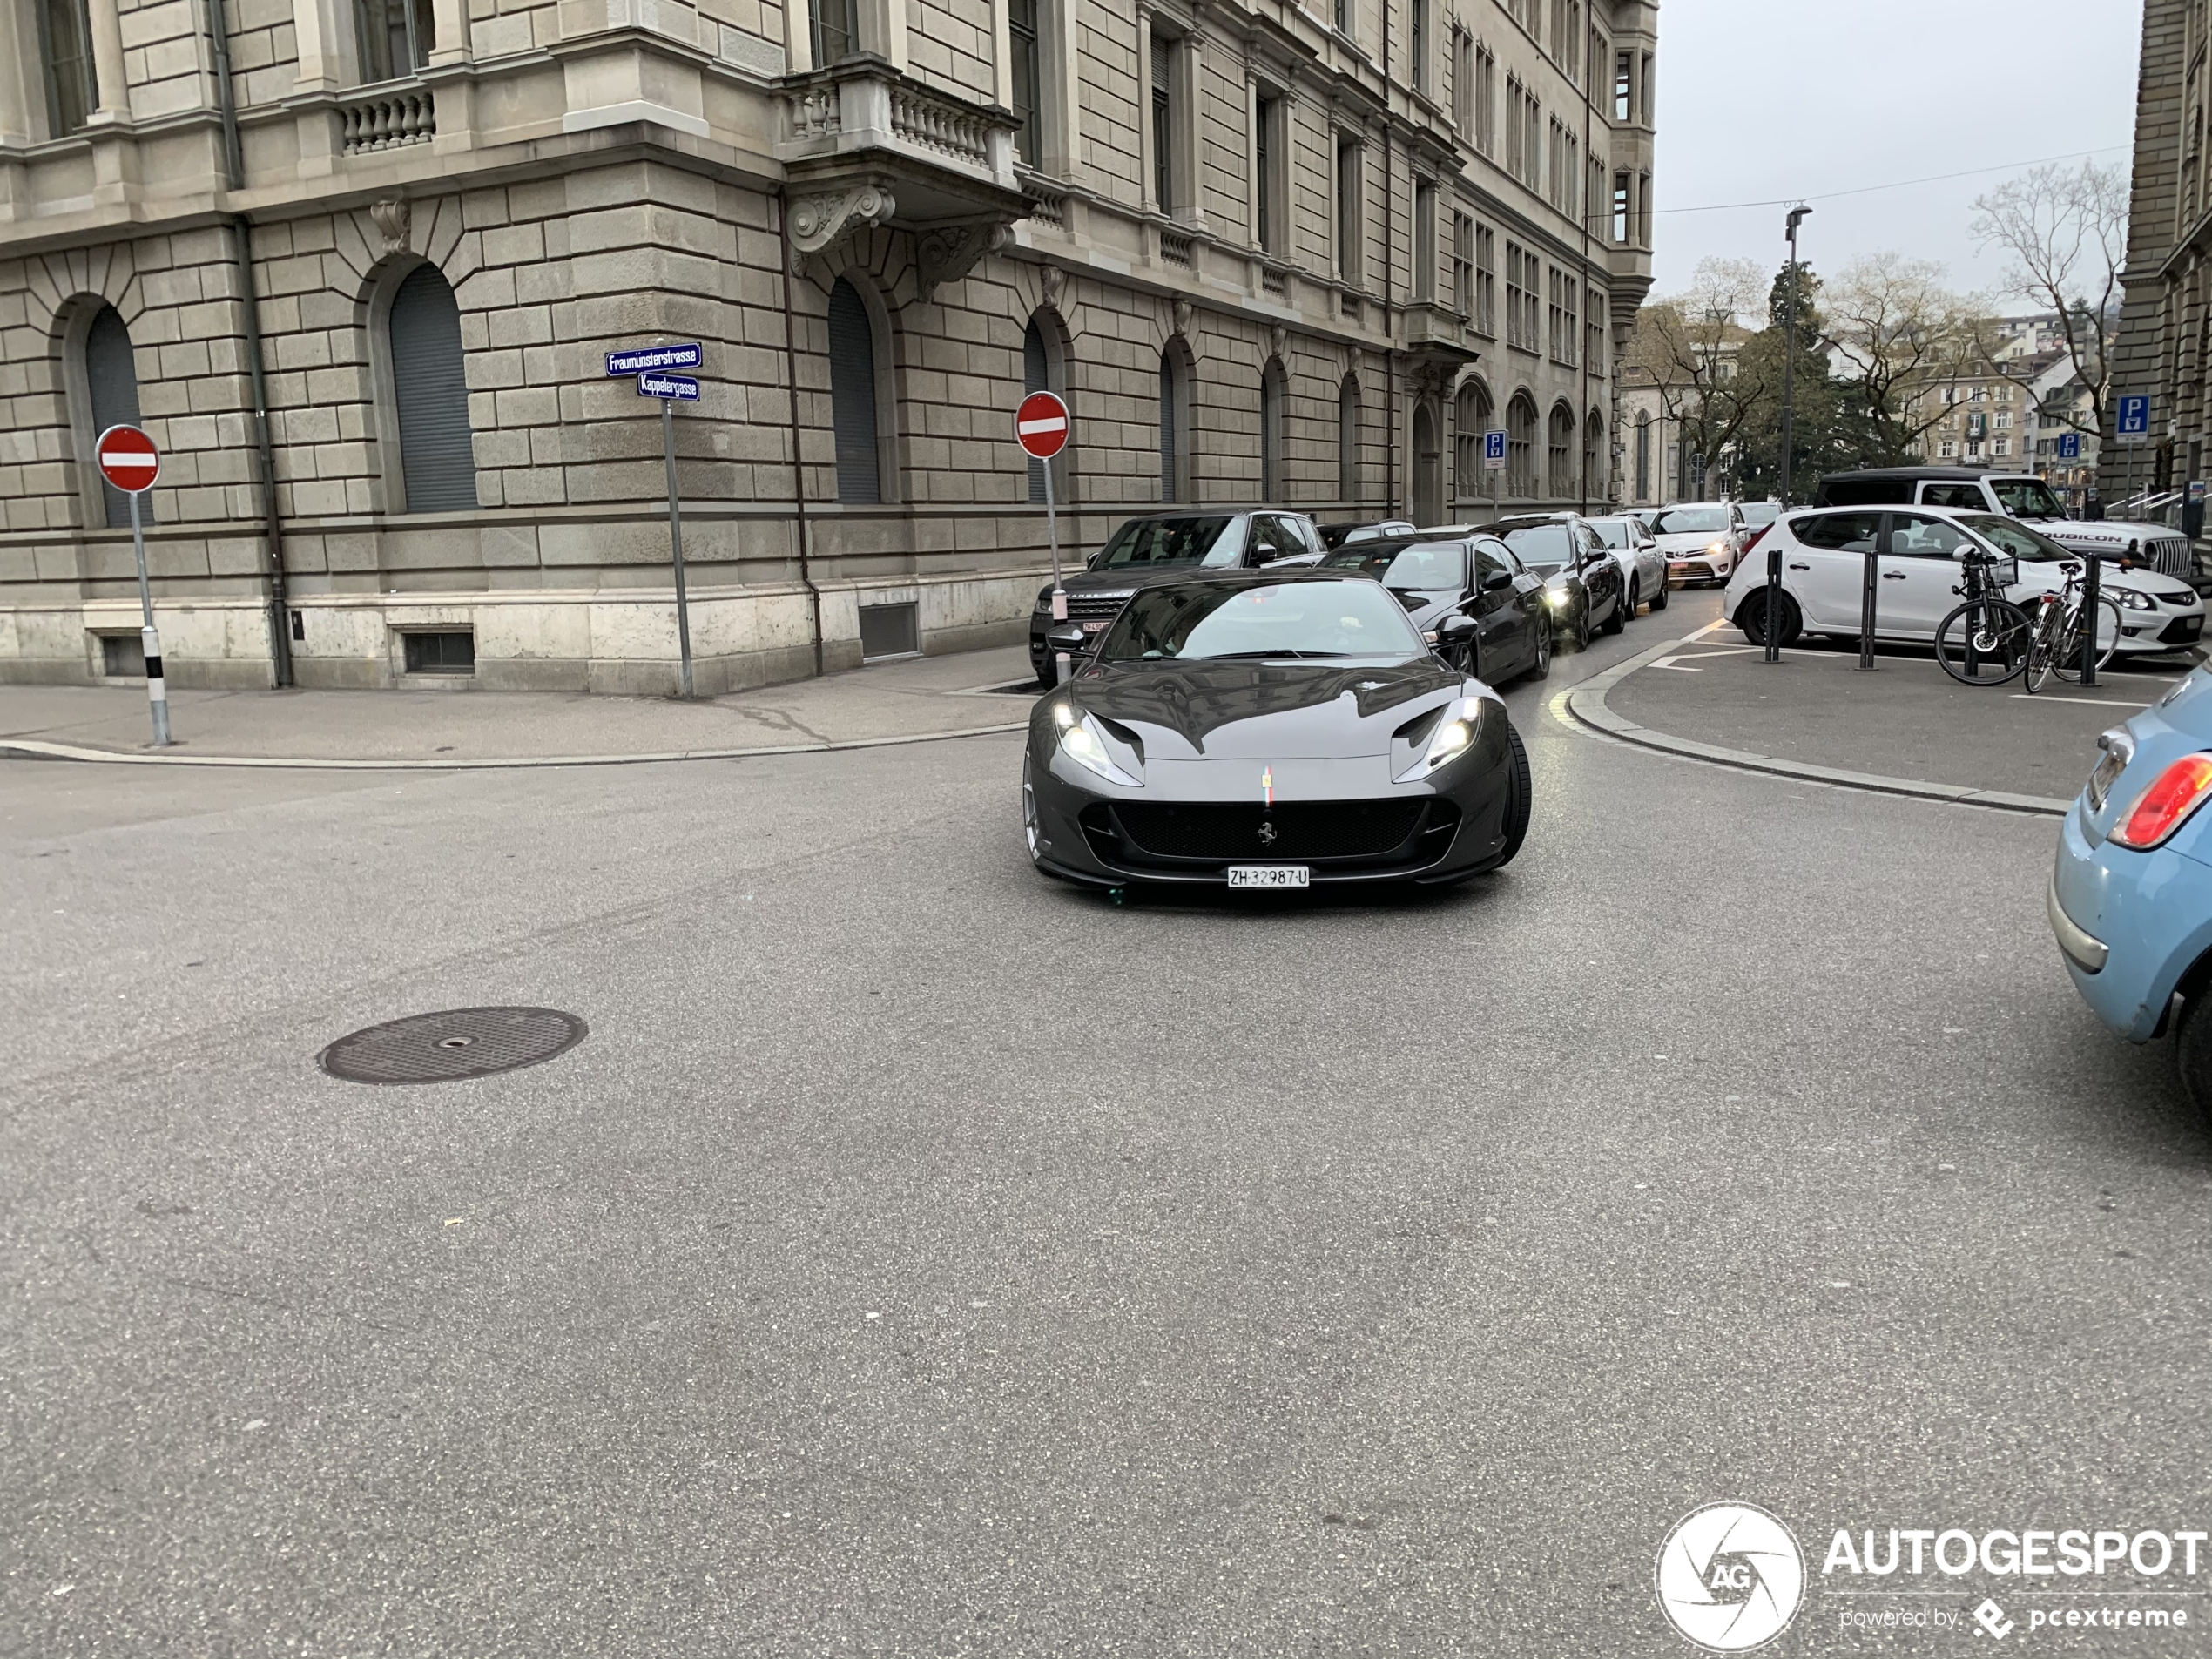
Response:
[828, 275, 884, 504]
[1159, 347, 1190, 502]
[1506, 393, 1536, 498]
[388, 265, 476, 512]
[1584, 407, 1606, 505]
[1635, 411, 1652, 500]
[1260, 358, 1286, 501]
[1023, 313, 1067, 504]
[1412, 402, 1442, 524]
[1453, 380, 1492, 505]
[1338, 375, 1360, 502]
[1548, 403, 1575, 499]
[83, 303, 146, 528]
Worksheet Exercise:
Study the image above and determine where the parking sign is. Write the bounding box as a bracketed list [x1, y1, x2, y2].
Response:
[2056, 431, 2081, 461]
[1482, 429, 1507, 470]
[2117, 394, 2152, 443]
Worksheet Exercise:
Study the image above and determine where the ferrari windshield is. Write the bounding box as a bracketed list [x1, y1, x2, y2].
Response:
[1094, 516, 1245, 569]
[1990, 477, 2065, 520]
[1096, 579, 1426, 661]
[1319, 542, 1467, 590]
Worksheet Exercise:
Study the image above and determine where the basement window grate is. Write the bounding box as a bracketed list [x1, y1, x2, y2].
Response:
[99, 634, 145, 677]
[859, 601, 920, 662]
[403, 631, 475, 675]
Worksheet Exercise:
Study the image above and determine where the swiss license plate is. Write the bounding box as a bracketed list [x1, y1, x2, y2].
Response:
[1080, 619, 1109, 633]
[1227, 865, 1311, 888]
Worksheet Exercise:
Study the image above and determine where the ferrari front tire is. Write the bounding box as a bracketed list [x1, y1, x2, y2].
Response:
[1494, 722, 1532, 869]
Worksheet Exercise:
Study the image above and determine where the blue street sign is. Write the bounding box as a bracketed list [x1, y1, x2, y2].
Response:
[2056, 431, 2081, 460]
[2117, 394, 2152, 438]
[607, 341, 703, 375]
[637, 371, 700, 401]
[1482, 428, 1507, 469]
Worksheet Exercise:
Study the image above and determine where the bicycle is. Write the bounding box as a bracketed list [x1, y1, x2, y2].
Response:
[1933, 549, 2035, 685]
[2025, 556, 2128, 691]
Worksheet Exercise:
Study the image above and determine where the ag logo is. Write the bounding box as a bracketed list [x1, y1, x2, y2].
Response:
[1655, 1502, 1804, 1652]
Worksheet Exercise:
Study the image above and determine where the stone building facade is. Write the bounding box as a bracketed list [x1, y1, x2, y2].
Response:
[2107, 0, 2203, 510]
[0, 0, 1657, 692]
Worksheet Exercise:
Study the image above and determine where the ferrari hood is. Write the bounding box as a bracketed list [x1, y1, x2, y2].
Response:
[1069, 658, 1467, 759]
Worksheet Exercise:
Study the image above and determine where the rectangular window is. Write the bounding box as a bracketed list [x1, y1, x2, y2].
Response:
[1334, 0, 1347, 31]
[1008, 0, 1041, 166]
[1504, 78, 1525, 179]
[1336, 140, 1361, 282]
[1587, 285, 1603, 371]
[1452, 30, 1471, 128]
[1614, 50, 1631, 119]
[1505, 241, 1529, 349]
[402, 631, 475, 675]
[1413, 179, 1437, 300]
[1523, 91, 1541, 190]
[1410, 0, 1428, 91]
[1453, 212, 1474, 317]
[858, 601, 921, 661]
[1255, 94, 1280, 253]
[1635, 418, 1649, 497]
[1475, 226, 1495, 335]
[1613, 172, 1629, 243]
[98, 632, 145, 677]
[1151, 36, 1174, 214]
[43, 0, 98, 132]
[356, 0, 435, 81]
[1475, 48, 1495, 154]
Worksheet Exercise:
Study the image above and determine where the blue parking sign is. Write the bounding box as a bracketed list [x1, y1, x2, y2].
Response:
[1482, 429, 1507, 469]
[2117, 394, 2151, 439]
[2056, 431, 2081, 460]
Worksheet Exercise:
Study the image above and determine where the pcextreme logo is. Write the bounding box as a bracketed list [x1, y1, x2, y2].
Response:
[1655, 1502, 1807, 1652]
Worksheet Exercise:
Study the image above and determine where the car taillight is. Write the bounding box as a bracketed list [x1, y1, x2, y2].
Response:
[2109, 753, 2212, 849]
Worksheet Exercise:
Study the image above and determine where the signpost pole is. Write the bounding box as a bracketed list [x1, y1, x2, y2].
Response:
[1044, 456, 1069, 687]
[662, 396, 694, 700]
[128, 487, 170, 746]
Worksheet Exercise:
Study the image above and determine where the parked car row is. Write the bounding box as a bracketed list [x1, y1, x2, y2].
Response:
[1028, 506, 1705, 689]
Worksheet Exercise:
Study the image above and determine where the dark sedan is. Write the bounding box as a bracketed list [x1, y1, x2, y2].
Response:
[1318, 535, 1551, 684]
[1023, 570, 1532, 891]
[1477, 516, 1627, 648]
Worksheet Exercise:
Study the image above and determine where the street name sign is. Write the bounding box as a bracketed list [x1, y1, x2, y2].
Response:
[637, 372, 701, 401]
[607, 342, 703, 375]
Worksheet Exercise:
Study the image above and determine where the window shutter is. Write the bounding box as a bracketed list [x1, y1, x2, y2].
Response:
[388, 265, 477, 513]
[828, 278, 881, 504]
[84, 305, 146, 529]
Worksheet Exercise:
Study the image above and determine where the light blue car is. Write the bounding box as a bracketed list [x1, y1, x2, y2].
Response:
[2049, 664, 2212, 1106]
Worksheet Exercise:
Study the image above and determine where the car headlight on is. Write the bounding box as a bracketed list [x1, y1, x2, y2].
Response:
[1057, 710, 1143, 786]
[1705, 540, 1727, 556]
[2111, 586, 2157, 611]
[1543, 588, 1569, 607]
[1395, 696, 1493, 781]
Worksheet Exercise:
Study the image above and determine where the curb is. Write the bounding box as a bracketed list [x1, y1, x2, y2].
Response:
[0, 719, 1031, 772]
[1559, 632, 2073, 819]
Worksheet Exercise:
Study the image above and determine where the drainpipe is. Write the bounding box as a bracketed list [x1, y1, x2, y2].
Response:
[205, 0, 292, 685]
[778, 191, 826, 678]
[1381, 3, 1395, 517]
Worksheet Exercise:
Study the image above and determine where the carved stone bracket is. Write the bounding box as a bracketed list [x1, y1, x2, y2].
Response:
[1267, 322, 1289, 364]
[369, 196, 410, 254]
[1038, 263, 1065, 311]
[915, 220, 1008, 300]
[1170, 296, 1195, 350]
[788, 181, 898, 272]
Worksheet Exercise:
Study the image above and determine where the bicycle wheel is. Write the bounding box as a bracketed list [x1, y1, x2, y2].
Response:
[2027, 597, 2065, 692]
[1934, 598, 2033, 685]
[2041, 594, 2127, 684]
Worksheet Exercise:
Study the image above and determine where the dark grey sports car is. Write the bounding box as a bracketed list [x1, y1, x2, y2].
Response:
[1022, 570, 1532, 890]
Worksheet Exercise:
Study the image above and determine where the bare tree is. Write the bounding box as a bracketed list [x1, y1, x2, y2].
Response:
[1968, 160, 2127, 437]
[1817, 253, 1977, 460]
[1627, 257, 1772, 494]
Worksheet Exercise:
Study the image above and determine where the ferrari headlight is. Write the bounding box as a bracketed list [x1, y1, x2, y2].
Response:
[2112, 587, 2157, 610]
[1058, 711, 1143, 786]
[1395, 696, 1492, 781]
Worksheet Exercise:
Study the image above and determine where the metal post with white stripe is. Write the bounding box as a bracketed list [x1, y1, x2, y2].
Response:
[96, 424, 170, 746]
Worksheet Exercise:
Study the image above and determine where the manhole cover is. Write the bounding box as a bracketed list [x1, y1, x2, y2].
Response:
[318, 1007, 588, 1085]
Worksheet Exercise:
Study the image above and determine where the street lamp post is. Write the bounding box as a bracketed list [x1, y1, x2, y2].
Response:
[1777, 205, 1811, 510]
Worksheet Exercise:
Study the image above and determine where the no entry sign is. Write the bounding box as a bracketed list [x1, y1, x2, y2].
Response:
[96, 424, 159, 493]
[1015, 392, 1070, 460]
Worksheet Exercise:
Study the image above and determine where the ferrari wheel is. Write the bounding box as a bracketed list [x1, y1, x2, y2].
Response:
[1494, 722, 1532, 869]
[1022, 758, 1044, 863]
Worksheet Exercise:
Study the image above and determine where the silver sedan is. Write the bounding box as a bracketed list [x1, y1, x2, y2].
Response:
[1583, 514, 1670, 615]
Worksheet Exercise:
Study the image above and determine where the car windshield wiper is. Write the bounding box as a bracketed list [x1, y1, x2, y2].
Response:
[1201, 649, 1353, 659]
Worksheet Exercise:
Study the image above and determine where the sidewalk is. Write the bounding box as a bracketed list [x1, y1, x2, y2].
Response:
[0, 647, 1043, 767]
[1574, 625, 2200, 812]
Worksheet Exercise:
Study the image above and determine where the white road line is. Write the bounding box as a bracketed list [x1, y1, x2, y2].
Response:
[2008, 694, 2151, 708]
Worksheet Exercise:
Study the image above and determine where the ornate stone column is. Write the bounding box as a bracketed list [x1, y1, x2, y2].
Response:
[88, 0, 132, 119]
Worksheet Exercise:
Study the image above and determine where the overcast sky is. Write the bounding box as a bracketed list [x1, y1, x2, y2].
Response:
[1649, 0, 2144, 309]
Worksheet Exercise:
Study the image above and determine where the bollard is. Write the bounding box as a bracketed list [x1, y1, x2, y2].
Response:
[1763, 545, 1783, 664]
[2081, 552, 2104, 688]
[1858, 549, 1878, 671]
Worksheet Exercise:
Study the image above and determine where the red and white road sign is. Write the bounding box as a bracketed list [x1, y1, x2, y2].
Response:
[1015, 391, 1070, 460]
[96, 424, 159, 493]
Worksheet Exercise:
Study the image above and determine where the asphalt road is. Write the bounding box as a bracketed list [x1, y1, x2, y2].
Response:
[5, 591, 2208, 1657]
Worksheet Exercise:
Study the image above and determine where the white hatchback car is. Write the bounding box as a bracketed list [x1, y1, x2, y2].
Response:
[1583, 514, 1669, 614]
[1721, 504, 2206, 658]
[1650, 502, 1748, 585]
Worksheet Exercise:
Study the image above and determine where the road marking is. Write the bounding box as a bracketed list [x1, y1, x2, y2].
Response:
[2008, 694, 2152, 708]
